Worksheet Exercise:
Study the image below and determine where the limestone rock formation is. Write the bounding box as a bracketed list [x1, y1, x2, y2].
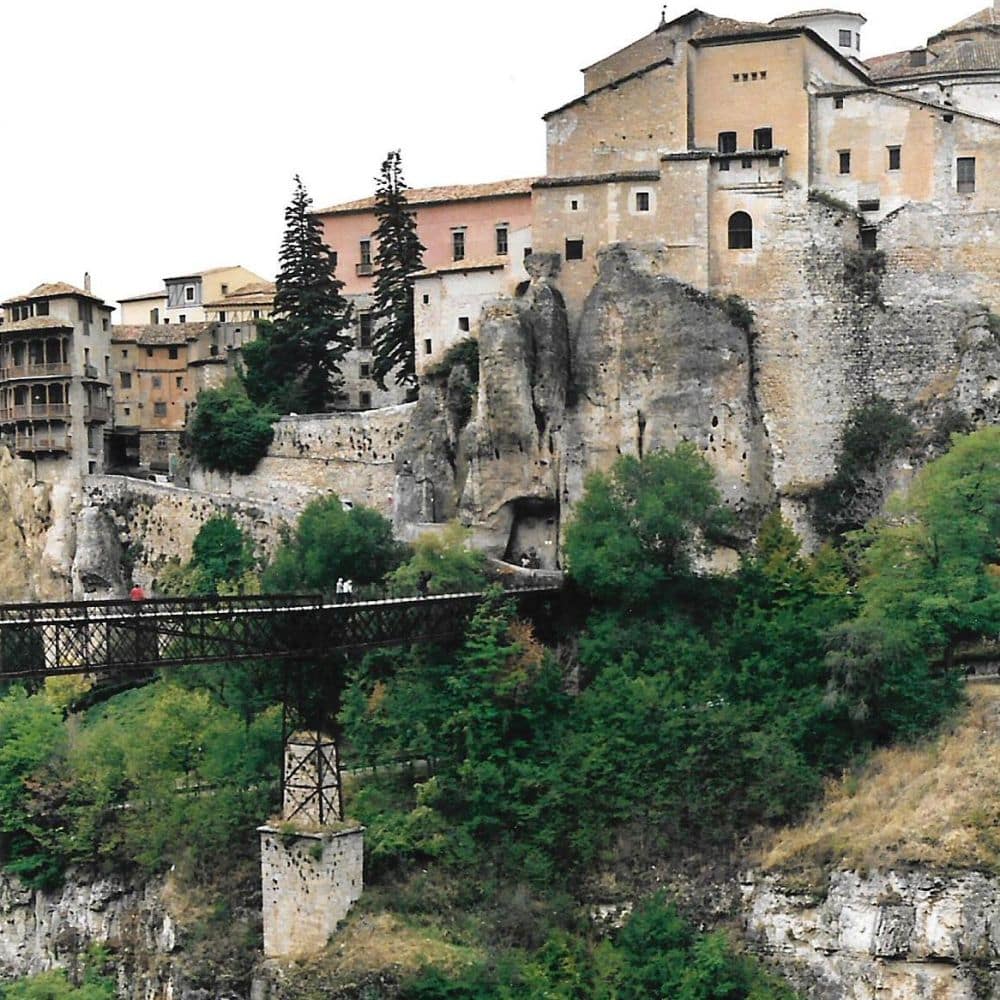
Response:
[744, 869, 1000, 999]
[71, 505, 127, 599]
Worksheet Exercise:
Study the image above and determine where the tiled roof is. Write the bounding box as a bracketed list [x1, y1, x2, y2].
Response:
[3, 282, 109, 307]
[111, 322, 216, 346]
[118, 289, 167, 303]
[0, 316, 74, 333]
[933, 6, 1000, 37]
[770, 8, 866, 21]
[163, 265, 255, 282]
[868, 36, 1000, 80]
[691, 15, 773, 40]
[203, 281, 275, 309]
[314, 178, 536, 215]
[412, 255, 509, 278]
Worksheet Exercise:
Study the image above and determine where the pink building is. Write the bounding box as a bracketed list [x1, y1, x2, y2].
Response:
[312, 178, 535, 410]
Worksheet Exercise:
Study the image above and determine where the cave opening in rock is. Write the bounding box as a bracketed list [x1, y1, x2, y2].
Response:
[503, 497, 560, 571]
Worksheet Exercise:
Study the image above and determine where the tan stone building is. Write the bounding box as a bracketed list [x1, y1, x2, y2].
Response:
[203, 280, 276, 323]
[0, 280, 113, 475]
[532, 6, 1000, 321]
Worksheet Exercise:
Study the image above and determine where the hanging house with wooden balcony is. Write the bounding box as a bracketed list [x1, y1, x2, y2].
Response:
[0, 279, 113, 474]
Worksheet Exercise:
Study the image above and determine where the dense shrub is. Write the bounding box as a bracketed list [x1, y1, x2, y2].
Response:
[186, 380, 276, 475]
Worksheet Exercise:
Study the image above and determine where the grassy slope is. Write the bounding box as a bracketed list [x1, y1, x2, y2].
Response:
[761, 682, 1000, 876]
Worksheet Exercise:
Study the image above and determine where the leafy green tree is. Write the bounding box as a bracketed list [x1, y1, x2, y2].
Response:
[263, 496, 405, 594]
[0, 968, 115, 1000]
[186, 380, 275, 475]
[565, 445, 730, 605]
[388, 522, 487, 596]
[159, 515, 257, 596]
[244, 175, 352, 411]
[371, 150, 425, 390]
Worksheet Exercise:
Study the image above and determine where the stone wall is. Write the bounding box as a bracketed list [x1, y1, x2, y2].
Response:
[189, 406, 414, 519]
[744, 868, 1000, 999]
[83, 477, 296, 592]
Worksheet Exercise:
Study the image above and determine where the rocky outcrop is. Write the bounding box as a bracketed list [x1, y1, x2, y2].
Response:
[744, 869, 1000, 999]
[71, 506, 126, 599]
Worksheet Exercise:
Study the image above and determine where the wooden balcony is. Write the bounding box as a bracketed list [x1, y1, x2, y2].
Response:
[0, 403, 70, 423]
[0, 362, 71, 381]
[85, 405, 110, 423]
[4, 432, 71, 454]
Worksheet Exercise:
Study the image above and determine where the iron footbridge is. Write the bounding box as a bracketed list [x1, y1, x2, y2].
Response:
[0, 585, 562, 681]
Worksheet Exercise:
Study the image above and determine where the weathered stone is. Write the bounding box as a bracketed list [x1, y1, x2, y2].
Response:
[71, 505, 126, 598]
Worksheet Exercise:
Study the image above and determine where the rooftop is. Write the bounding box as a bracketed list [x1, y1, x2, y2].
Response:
[770, 8, 866, 23]
[162, 265, 250, 283]
[868, 35, 1000, 80]
[118, 289, 168, 304]
[111, 322, 216, 346]
[314, 178, 536, 215]
[0, 316, 74, 334]
[203, 281, 276, 309]
[3, 282, 110, 308]
[412, 255, 509, 278]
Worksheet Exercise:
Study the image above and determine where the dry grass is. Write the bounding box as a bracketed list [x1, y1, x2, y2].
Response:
[281, 911, 482, 984]
[761, 683, 1000, 876]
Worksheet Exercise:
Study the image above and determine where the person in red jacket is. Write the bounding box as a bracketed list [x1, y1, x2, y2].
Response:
[129, 583, 145, 602]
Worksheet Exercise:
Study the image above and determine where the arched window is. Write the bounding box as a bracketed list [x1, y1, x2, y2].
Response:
[728, 212, 753, 249]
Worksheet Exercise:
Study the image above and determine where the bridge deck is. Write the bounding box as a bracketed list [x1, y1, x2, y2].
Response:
[0, 586, 561, 679]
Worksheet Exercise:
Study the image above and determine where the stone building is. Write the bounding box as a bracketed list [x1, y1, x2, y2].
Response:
[532, 5, 1000, 321]
[313, 179, 534, 409]
[0, 280, 113, 476]
[202, 280, 276, 323]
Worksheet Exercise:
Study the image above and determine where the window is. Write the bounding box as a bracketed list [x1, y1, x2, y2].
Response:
[185, 285, 195, 302]
[150, 308, 159, 324]
[80, 301, 93, 322]
[359, 391, 372, 409]
[178, 314, 186, 324]
[888, 146, 901, 171]
[861, 226, 878, 250]
[120, 372, 132, 389]
[176, 376, 183, 388]
[733, 73, 740, 82]
[635, 191, 650, 211]
[719, 160, 731, 172]
[124, 407, 131, 417]
[741, 157, 753, 169]
[220, 284, 228, 295]
[155, 433, 168, 447]
[152, 376, 162, 389]
[122, 349, 128, 358]
[164, 318, 170, 324]
[718, 131, 737, 154]
[570, 199, 579, 210]
[357, 239, 373, 275]
[168, 347, 178, 359]
[458, 316, 470, 332]
[855, 32, 861, 49]
[858, 198, 880, 212]
[753, 127, 773, 151]
[496, 226, 508, 255]
[424, 339, 432, 355]
[760, 71, 767, 79]
[359, 312, 373, 349]
[957, 156, 976, 193]
[452, 230, 466, 261]
[330, 251, 338, 268]
[360, 362, 371, 378]
[36, 300, 49, 316]
[154, 402, 167, 417]
[219, 310, 226, 322]
[565, 239, 584, 261]
[839, 150, 851, 174]
[252, 309, 260, 319]
[523, 247, 533, 259]
[728, 212, 753, 250]
[835, 96, 844, 109]
[839, 28, 852, 47]
[147, 347, 154, 357]
[422, 294, 430, 304]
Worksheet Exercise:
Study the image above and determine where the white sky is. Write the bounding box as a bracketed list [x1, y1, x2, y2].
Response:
[0, 0, 983, 307]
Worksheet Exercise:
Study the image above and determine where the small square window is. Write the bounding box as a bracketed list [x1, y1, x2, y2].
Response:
[751, 72, 758, 80]
[185, 285, 195, 302]
[753, 127, 773, 151]
[888, 146, 901, 171]
[570, 199, 579, 211]
[760, 70, 767, 80]
[252, 309, 260, 319]
[360, 362, 371, 378]
[36, 300, 49, 316]
[718, 131, 737, 155]
[359, 391, 372, 409]
[154, 402, 167, 417]
[495, 226, 508, 255]
[156, 433, 168, 447]
[835, 96, 844, 109]
[179, 314, 186, 324]
[741, 73, 749, 81]
[861, 226, 877, 250]
[957, 156, 976, 193]
[152, 376, 162, 389]
[635, 191, 650, 212]
[220, 283, 228, 295]
[147, 347, 154, 357]
[422, 294, 430, 304]
[458, 316, 470, 332]
[124, 406, 131, 416]
[565, 239, 584, 261]
[839, 150, 851, 174]
[452, 230, 466, 261]
[175, 376, 183, 388]
[732, 73, 740, 82]
[839, 28, 852, 47]
[719, 160, 731, 172]
[424, 338, 432, 355]
[218, 310, 227, 323]
[741, 157, 753, 169]
[168, 346, 178, 359]
[122, 349, 128, 358]
[330, 251, 338, 267]
[120, 372, 132, 389]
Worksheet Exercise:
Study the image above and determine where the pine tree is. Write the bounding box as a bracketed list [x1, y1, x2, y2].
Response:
[371, 150, 425, 390]
[246, 175, 352, 412]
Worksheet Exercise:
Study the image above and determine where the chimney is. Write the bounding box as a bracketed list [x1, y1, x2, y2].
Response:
[83, 272, 91, 293]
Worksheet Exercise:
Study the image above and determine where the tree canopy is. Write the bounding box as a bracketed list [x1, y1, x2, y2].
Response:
[243, 175, 352, 412]
[371, 150, 425, 390]
[185, 380, 275, 475]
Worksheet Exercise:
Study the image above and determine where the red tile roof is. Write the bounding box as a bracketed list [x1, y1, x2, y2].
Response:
[314, 178, 536, 216]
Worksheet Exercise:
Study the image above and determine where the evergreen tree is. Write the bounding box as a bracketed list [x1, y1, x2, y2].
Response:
[246, 175, 352, 412]
[371, 150, 425, 390]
